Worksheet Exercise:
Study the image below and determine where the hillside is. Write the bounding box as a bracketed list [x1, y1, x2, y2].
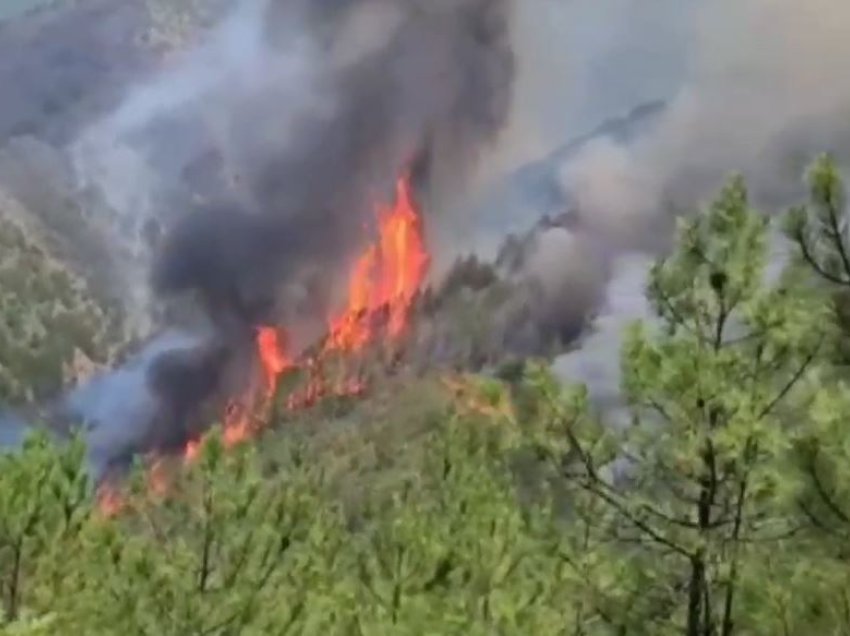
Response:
[4, 1, 850, 634]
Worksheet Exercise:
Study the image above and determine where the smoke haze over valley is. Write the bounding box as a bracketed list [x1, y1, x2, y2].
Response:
[0, 0, 849, 476]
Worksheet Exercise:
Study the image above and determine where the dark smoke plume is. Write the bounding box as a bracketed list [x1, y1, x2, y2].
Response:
[9, 0, 516, 476]
[152, 0, 515, 334]
[48, 330, 230, 477]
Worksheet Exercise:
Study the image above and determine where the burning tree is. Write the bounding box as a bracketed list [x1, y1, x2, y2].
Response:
[187, 174, 431, 462]
[9, 163, 850, 634]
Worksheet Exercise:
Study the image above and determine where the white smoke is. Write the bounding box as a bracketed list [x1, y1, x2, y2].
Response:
[562, 0, 850, 244]
[474, 0, 698, 187]
[547, 0, 850, 411]
[553, 253, 652, 424]
[69, 0, 323, 331]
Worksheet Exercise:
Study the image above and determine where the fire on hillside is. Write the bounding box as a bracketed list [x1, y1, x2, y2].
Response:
[97, 173, 430, 514]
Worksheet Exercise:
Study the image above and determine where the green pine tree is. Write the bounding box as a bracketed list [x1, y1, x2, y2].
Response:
[533, 177, 827, 635]
[0, 431, 90, 624]
[54, 430, 347, 636]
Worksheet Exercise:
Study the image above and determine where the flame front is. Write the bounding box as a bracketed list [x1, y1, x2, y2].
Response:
[101, 173, 429, 515]
[376, 177, 430, 338]
[326, 176, 430, 353]
[212, 173, 427, 454]
[257, 327, 293, 395]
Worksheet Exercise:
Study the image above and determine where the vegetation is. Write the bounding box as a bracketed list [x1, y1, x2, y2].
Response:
[143, 0, 235, 55]
[3, 156, 850, 634]
[0, 192, 123, 403]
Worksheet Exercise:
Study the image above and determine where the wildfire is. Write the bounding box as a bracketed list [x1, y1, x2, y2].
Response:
[256, 327, 293, 395]
[326, 176, 429, 352]
[100, 173, 429, 516]
[227, 173, 428, 437]
[96, 483, 124, 518]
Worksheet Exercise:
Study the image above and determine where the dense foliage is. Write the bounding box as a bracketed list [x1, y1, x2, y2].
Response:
[3, 156, 850, 634]
[0, 191, 123, 403]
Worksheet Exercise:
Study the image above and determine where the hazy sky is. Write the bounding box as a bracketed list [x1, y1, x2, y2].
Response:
[504, 0, 699, 162]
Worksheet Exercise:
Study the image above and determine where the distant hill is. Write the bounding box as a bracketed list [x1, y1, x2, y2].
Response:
[469, 100, 667, 237]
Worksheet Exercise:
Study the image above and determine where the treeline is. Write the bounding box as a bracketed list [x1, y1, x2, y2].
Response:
[4, 156, 850, 634]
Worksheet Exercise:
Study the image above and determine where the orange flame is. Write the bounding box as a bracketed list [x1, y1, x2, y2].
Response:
[96, 483, 124, 518]
[110, 171, 430, 513]
[326, 175, 429, 354]
[220, 327, 295, 450]
[256, 326, 293, 395]
[223, 400, 254, 447]
[219, 173, 428, 446]
[377, 177, 430, 338]
[184, 438, 201, 463]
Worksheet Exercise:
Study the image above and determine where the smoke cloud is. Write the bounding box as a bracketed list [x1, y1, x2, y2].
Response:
[554, 0, 850, 411]
[15, 0, 848, 472]
[47, 0, 516, 476]
[561, 0, 850, 249]
[554, 252, 653, 426]
[73, 0, 514, 333]
[51, 330, 228, 476]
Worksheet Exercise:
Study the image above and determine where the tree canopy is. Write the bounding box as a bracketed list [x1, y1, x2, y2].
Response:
[3, 157, 850, 634]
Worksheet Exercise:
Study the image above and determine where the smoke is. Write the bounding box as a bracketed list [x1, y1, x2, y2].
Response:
[507, 0, 695, 161]
[6, 0, 844, 477]
[29, 0, 849, 470]
[525, 227, 607, 331]
[561, 0, 850, 250]
[552, 0, 850, 414]
[554, 252, 653, 426]
[429, 0, 696, 268]
[71, 0, 323, 329]
[73, 0, 514, 330]
[203, 0, 514, 328]
[39, 0, 517, 476]
[53, 329, 230, 477]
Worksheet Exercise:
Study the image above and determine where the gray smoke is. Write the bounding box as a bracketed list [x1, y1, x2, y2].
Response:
[24, 0, 848, 473]
[553, 253, 653, 424]
[72, 0, 514, 333]
[48, 330, 229, 476]
[561, 0, 850, 249]
[25, 0, 515, 476]
[154, 0, 514, 335]
[552, 0, 850, 412]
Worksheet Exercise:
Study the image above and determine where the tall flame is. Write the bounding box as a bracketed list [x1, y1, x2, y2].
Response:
[256, 327, 293, 395]
[101, 173, 428, 515]
[326, 176, 429, 352]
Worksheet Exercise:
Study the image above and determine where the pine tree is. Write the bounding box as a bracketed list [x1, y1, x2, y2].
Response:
[785, 153, 850, 367]
[538, 177, 827, 634]
[54, 431, 348, 636]
[331, 377, 592, 635]
[0, 432, 90, 624]
[781, 155, 850, 632]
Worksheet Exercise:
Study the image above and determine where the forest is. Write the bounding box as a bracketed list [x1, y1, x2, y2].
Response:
[2, 156, 850, 635]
